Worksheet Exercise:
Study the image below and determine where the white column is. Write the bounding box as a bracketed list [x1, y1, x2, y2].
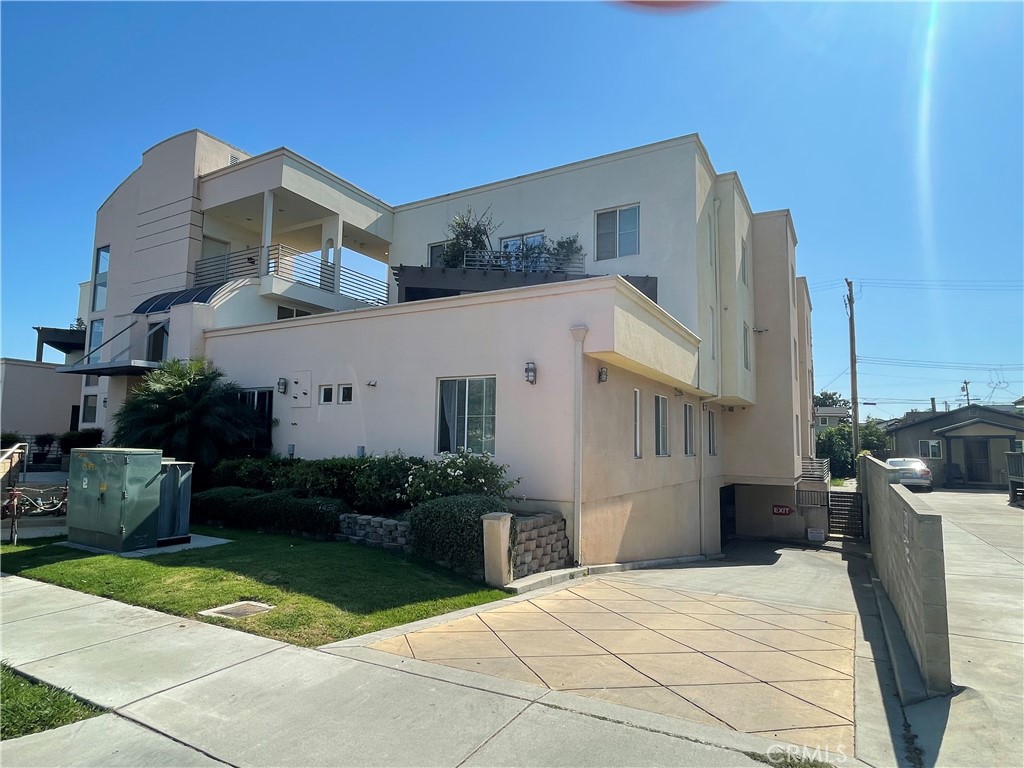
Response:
[261, 191, 274, 276]
[321, 215, 342, 295]
[570, 324, 588, 566]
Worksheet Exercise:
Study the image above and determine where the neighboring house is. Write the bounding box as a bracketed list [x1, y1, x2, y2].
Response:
[55, 129, 819, 564]
[814, 406, 850, 437]
[887, 405, 1024, 488]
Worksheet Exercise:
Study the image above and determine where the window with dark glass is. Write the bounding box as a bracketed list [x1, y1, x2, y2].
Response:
[87, 319, 104, 364]
[437, 377, 495, 454]
[92, 246, 109, 312]
[596, 205, 640, 261]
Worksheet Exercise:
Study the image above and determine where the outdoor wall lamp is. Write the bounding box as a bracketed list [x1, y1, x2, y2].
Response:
[524, 362, 537, 385]
[753, 327, 769, 334]
[276, 378, 288, 394]
[366, 380, 378, 387]
[598, 367, 608, 383]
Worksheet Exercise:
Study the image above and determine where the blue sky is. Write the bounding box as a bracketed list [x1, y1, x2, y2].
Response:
[2, 1, 1021, 419]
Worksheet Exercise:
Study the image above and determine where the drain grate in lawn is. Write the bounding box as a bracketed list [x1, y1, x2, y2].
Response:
[199, 600, 274, 619]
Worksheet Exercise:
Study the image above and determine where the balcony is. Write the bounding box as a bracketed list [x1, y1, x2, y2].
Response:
[462, 249, 585, 275]
[195, 244, 387, 307]
[798, 456, 831, 492]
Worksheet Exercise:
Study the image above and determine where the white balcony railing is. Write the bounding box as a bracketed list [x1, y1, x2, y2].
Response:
[194, 244, 387, 306]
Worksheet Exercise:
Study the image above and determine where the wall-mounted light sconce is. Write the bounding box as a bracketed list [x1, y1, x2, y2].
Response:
[524, 362, 537, 385]
[366, 380, 378, 387]
[277, 378, 288, 394]
[598, 367, 608, 383]
[752, 327, 769, 334]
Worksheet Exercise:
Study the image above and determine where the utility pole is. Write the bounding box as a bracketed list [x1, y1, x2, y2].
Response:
[961, 380, 972, 406]
[845, 279, 860, 456]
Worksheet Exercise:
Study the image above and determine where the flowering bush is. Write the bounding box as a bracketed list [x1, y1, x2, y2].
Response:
[405, 451, 519, 506]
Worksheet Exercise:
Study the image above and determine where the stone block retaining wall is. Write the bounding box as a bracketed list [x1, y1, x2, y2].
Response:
[514, 513, 569, 580]
[338, 513, 412, 553]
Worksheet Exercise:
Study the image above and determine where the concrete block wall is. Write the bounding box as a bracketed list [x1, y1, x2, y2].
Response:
[338, 513, 412, 554]
[513, 513, 569, 580]
[861, 456, 952, 696]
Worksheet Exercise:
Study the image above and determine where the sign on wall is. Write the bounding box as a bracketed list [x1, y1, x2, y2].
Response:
[772, 504, 794, 516]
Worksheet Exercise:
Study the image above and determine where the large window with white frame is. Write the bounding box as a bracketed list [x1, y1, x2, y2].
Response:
[919, 440, 942, 459]
[633, 388, 642, 458]
[655, 395, 669, 456]
[437, 377, 495, 455]
[428, 241, 450, 267]
[684, 403, 695, 456]
[707, 410, 717, 456]
[595, 204, 639, 261]
[92, 246, 109, 312]
[87, 319, 104, 364]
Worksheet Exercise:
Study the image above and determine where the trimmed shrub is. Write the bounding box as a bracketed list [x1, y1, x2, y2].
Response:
[408, 494, 507, 573]
[405, 452, 519, 506]
[351, 453, 426, 515]
[210, 457, 292, 491]
[1, 432, 25, 448]
[58, 429, 104, 454]
[191, 486, 346, 537]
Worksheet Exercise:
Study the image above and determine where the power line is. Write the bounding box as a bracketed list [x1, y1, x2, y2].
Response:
[810, 277, 1022, 292]
[857, 356, 1023, 371]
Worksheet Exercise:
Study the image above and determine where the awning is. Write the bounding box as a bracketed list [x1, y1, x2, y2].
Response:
[55, 359, 161, 377]
[133, 283, 227, 314]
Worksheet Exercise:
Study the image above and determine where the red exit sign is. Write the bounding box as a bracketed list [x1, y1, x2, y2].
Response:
[772, 505, 794, 516]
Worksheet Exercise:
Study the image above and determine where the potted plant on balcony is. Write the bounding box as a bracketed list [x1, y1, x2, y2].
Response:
[32, 433, 56, 464]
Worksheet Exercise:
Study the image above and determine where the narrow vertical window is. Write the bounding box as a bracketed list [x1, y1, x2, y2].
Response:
[709, 308, 715, 360]
[796, 415, 801, 456]
[92, 246, 109, 312]
[633, 388, 642, 459]
[87, 319, 104, 364]
[743, 323, 751, 371]
[740, 239, 748, 286]
[82, 395, 98, 423]
[655, 395, 669, 456]
[318, 385, 334, 404]
[684, 403, 695, 456]
[437, 376, 496, 455]
[707, 410, 717, 456]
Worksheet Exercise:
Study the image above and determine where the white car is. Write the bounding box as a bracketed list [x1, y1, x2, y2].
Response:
[886, 458, 933, 492]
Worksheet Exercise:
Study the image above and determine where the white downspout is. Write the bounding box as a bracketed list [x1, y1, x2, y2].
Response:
[570, 325, 588, 566]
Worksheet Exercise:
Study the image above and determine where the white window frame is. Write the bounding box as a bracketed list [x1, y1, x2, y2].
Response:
[437, 376, 496, 455]
[655, 395, 670, 457]
[338, 384, 353, 403]
[743, 323, 751, 371]
[684, 403, 695, 456]
[92, 245, 109, 312]
[919, 440, 942, 459]
[595, 204, 640, 261]
[707, 410, 717, 456]
[318, 385, 334, 405]
[633, 388, 642, 459]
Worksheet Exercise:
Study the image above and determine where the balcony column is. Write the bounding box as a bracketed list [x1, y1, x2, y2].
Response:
[322, 215, 342, 295]
[260, 191, 275, 276]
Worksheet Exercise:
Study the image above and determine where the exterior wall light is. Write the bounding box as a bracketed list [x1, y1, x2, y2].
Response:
[366, 380, 378, 387]
[277, 378, 288, 394]
[598, 367, 608, 383]
[525, 362, 537, 385]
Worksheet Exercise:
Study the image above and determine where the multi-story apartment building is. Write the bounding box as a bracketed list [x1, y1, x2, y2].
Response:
[58, 129, 818, 564]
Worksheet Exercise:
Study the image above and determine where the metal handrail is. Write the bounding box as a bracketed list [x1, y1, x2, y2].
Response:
[801, 456, 831, 483]
[194, 247, 261, 286]
[1, 443, 28, 484]
[464, 249, 585, 275]
[340, 267, 388, 306]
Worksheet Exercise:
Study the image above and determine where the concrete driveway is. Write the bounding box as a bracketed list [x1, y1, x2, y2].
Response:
[902, 489, 1024, 767]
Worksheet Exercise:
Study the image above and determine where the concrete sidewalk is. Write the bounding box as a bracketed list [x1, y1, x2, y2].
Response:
[0, 573, 867, 768]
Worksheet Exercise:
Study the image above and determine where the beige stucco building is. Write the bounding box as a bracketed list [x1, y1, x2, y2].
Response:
[57, 129, 820, 564]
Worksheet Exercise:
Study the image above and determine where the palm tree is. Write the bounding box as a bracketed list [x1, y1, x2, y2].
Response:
[112, 359, 259, 479]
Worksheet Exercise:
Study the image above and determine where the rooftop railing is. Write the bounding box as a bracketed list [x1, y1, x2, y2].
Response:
[463, 249, 585, 275]
[195, 244, 388, 306]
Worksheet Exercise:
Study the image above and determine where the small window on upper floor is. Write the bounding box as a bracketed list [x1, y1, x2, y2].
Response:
[429, 242, 450, 267]
[683, 403, 695, 456]
[318, 385, 334, 405]
[743, 323, 751, 371]
[338, 384, 353, 403]
[791, 265, 797, 306]
[595, 205, 639, 261]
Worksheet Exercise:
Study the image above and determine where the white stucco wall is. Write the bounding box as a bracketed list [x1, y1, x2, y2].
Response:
[1, 359, 83, 436]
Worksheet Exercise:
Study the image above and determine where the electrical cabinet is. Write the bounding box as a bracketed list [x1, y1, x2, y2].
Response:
[158, 460, 194, 545]
[68, 449, 164, 552]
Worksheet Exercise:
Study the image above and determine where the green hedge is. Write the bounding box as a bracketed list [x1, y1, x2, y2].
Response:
[408, 494, 507, 573]
[58, 429, 104, 453]
[190, 486, 346, 537]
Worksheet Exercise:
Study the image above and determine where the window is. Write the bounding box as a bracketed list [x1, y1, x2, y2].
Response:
[709, 307, 715, 360]
[819, 417, 829, 426]
[428, 242, 449, 267]
[87, 319, 104, 364]
[318, 385, 334, 404]
[338, 384, 353, 403]
[919, 440, 942, 459]
[82, 395, 98, 424]
[595, 205, 639, 261]
[794, 339, 799, 380]
[92, 246, 109, 312]
[740, 239, 748, 286]
[796, 415, 801, 455]
[743, 323, 751, 370]
[632, 388, 642, 458]
[684, 403, 695, 456]
[1015, 440, 1023, 453]
[500, 233, 544, 254]
[146, 322, 168, 363]
[277, 306, 312, 320]
[791, 264, 797, 306]
[655, 395, 669, 456]
[84, 375, 99, 387]
[707, 410, 717, 455]
[437, 377, 495, 454]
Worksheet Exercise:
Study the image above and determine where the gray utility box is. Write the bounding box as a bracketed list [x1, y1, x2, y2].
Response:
[158, 459, 194, 546]
[68, 449, 194, 553]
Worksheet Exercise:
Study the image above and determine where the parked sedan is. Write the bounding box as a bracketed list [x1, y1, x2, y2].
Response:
[886, 458, 933, 492]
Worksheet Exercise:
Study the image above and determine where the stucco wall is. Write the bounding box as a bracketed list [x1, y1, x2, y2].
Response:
[861, 456, 952, 696]
[0, 359, 82, 436]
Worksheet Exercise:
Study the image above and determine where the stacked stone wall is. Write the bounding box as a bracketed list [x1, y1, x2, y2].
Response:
[338, 513, 412, 554]
[513, 513, 568, 580]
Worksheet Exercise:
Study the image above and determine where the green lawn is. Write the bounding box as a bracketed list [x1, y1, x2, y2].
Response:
[0, 664, 103, 741]
[0, 526, 507, 647]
